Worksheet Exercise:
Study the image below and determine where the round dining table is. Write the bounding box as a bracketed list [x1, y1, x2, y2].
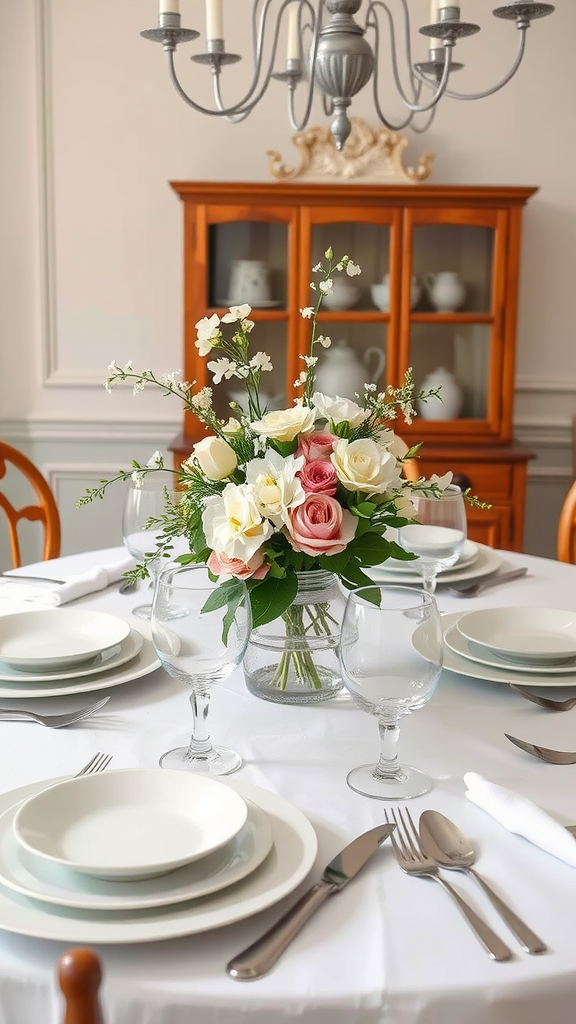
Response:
[0, 545, 576, 1024]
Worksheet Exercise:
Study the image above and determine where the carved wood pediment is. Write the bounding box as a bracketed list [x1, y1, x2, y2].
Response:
[266, 118, 434, 184]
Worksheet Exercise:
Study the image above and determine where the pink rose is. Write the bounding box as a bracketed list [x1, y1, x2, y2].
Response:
[288, 494, 357, 557]
[298, 459, 338, 496]
[207, 550, 270, 580]
[296, 432, 337, 462]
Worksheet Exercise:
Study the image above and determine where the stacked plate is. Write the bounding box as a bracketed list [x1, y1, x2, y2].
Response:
[414, 607, 576, 688]
[0, 768, 318, 943]
[0, 608, 159, 698]
[367, 541, 505, 587]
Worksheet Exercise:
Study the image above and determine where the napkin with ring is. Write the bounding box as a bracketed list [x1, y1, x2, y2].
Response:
[464, 771, 576, 868]
[0, 554, 136, 606]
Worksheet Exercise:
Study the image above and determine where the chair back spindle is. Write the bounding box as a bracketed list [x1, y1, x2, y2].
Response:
[58, 948, 104, 1024]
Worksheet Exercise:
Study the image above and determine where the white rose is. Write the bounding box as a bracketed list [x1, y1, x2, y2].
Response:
[376, 429, 409, 459]
[331, 438, 402, 494]
[202, 483, 274, 562]
[312, 392, 369, 428]
[251, 404, 315, 443]
[193, 436, 237, 481]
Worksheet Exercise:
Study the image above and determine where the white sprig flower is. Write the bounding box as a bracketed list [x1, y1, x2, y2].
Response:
[195, 314, 221, 356]
[312, 262, 323, 272]
[146, 451, 164, 469]
[207, 357, 237, 385]
[133, 380, 146, 395]
[221, 304, 252, 323]
[250, 352, 273, 372]
[319, 278, 333, 295]
[241, 318, 255, 333]
[190, 386, 213, 411]
[346, 260, 361, 277]
[316, 335, 331, 348]
[304, 355, 318, 367]
[159, 371, 181, 386]
[300, 306, 315, 319]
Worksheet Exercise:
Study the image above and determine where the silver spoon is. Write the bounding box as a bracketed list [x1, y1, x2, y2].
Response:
[509, 684, 576, 712]
[419, 810, 547, 954]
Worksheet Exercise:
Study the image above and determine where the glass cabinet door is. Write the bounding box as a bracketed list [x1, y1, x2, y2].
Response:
[397, 208, 506, 440]
[297, 209, 401, 401]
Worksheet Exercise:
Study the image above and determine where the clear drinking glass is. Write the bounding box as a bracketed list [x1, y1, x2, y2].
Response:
[396, 484, 467, 593]
[122, 477, 177, 619]
[151, 564, 251, 775]
[339, 585, 443, 800]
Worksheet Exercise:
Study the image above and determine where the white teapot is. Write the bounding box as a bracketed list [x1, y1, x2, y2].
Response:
[424, 272, 465, 313]
[371, 274, 422, 311]
[315, 340, 385, 401]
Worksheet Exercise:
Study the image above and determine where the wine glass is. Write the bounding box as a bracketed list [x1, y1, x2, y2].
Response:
[339, 585, 443, 800]
[151, 563, 251, 775]
[122, 477, 177, 619]
[396, 484, 467, 593]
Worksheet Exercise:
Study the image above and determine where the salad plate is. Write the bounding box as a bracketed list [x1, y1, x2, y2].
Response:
[414, 613, 576, 687]
[367, 542, 503, 586]
[381, 539, 479, 575]
[0, 628, 143, 684]
[456, 607, 576, 665]
[0, 797, 273, 911]
[445, 623, 576, 675]
[0, 609, 130, 670]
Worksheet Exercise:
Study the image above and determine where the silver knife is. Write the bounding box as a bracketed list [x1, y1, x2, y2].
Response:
[226, 821, 395, 980]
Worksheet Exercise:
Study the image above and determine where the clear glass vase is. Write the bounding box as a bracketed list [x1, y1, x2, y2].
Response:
[243, 570, 346, 705]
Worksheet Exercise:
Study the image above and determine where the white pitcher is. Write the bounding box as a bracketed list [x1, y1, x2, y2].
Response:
[315, 340, 385, 401]
[424, 272, 465, 313]
[417, 367, 463, 420]
[228, 260, 271, 305]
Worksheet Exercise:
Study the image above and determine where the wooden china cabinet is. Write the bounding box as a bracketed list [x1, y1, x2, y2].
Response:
[169, 180, 537, 552]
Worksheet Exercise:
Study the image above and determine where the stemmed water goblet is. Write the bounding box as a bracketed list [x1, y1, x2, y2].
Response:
[339, 585, 443, 800]
[151, 563, 252, 775]
[122, 476, 178, 619]
[396, 484, 467, 593]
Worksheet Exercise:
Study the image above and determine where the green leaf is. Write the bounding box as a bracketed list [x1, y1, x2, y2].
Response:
[318, 550, 351, 574]
[249, 572, 299, 629]
[339, 562, 374, 588]
[346, 533, 391, 566]
[270, 439, 298, 458]
[201, 578, 245, 615]
[387, 540, 418, 562]
[352, 501, 377, 518]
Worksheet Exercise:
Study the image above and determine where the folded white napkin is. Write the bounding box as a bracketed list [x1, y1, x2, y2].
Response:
[0, 554, 136, 606]
[464, 771, 576, 868]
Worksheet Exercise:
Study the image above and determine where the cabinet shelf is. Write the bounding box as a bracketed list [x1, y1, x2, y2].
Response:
[409, 313, 494, 325]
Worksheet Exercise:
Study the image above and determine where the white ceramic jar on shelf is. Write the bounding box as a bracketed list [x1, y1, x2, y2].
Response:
[417, 368, 463, 420]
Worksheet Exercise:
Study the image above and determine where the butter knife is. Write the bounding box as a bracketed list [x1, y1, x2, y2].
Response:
[226, 821, 395, 980]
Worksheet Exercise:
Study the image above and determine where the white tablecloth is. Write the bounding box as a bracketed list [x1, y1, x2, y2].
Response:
[1, 547, 576, 1024]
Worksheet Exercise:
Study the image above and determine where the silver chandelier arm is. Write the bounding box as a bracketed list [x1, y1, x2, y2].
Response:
[285, 1, 323, 132]
[417, 27, 527, 100]
[368, 2, 453, 128]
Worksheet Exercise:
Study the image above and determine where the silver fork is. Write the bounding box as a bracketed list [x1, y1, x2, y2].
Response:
[75, 752, 113, 775]
[385, 807, 513, 962]
[445, 568, 528, 598]
[0, 696, 111, 729]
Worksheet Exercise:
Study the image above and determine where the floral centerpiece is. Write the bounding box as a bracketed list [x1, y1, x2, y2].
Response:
[80, 248, 482, 704]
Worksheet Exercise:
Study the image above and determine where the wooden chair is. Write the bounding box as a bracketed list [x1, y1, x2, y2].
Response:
[0, 440, 61, 567]
[58, 949, 104, 1024]
[557, 478, 576, 563]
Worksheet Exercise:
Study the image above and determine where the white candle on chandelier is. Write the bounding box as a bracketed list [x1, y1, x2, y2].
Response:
[287, 6, 300, 61]
[206, 0, 224, 40]
[159, 0, 180, 13]
[429, 0, 452, 51]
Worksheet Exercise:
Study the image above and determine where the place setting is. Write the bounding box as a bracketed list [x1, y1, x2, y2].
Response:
[414, 605, 576, 689]
[0, 607, 159, 700]
[0, 766, 318, 944]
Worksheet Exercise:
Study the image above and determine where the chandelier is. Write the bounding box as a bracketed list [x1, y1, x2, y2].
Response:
[141, 1, 555, 151]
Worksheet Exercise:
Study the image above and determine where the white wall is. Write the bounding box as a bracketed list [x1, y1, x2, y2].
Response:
[0, 0, 571, 567]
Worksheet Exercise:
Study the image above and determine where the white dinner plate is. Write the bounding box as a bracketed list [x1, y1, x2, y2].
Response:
[0, 777, 318, 943]
[0, 609, 130, 670]
[415, 612, 576, 687]
[366, 543, 503, 586]
[445, 623, 576, 675]
[0, 636, 159, 699]
[0, 628, 143, 685]
[381, 539, 479, 575]
[14, 769, 249, 880]
[456, 607, 576, 664]
[0, 797, 272, 910]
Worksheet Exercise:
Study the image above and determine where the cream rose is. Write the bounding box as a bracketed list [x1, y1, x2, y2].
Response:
[331, 438, 402, 494]
[193, 436, 238, 481]
[251, 403, 315, 443]
[312, 393, 369, 428]
[202, 483, 273, 562]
